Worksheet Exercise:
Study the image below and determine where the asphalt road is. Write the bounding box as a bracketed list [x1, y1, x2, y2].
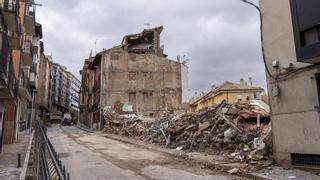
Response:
[47, 126, 244, 180]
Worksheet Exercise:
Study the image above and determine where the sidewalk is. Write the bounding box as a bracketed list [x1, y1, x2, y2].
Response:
[0, 131, 32, 180]
[249, 167, 320, 180]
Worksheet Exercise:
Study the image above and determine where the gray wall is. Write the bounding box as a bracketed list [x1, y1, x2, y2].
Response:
[260, 0, 320, 165]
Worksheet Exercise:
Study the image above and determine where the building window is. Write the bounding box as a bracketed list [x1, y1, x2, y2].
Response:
[253, 93, 261, 100]
[290, 0, 320, 62]
[315, 73, 320, 108]
[129, 53, 136, 61]
[110, 53, 119, 60]
[128, 72, 136, 80]
[237, 95, 242, 101]
[301, 26, 320, 46]
[143, 72, 148, 77]
[143, 92, 148, 100]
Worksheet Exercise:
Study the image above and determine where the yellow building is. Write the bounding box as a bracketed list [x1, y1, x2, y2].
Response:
[190, 79, 265, 112]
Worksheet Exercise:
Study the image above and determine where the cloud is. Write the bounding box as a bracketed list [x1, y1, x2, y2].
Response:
[36, 0, 266, 98]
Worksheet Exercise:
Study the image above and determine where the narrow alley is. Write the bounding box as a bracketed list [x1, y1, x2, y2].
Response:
[47, 126, 244, 180]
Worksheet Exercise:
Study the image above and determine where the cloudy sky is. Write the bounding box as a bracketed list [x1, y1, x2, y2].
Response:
[36, 0, 266, 97]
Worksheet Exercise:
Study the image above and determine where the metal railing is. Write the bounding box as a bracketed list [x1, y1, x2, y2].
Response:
[33, 120, 70, 180]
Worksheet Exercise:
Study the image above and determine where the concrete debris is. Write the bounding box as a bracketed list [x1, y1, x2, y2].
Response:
[102, 100, 272, 173]
[227, 168, 240, 174]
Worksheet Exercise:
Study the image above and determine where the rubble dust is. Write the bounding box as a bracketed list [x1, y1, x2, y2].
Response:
[102, 100, 272, 174]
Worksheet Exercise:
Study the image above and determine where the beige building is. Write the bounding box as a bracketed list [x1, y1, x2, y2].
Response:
[35, 54, 52, 114]
[190, 79, 265, 112]
[260, 0, 320, 167]
[80, 26, 188, 129]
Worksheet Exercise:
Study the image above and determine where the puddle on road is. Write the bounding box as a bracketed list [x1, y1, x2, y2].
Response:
[142, 165, 232, 180]
[75, 150, 82, 154]
[58, 152, 70, 158]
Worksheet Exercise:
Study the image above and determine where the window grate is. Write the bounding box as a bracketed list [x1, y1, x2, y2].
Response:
[291, 153, 320, 167]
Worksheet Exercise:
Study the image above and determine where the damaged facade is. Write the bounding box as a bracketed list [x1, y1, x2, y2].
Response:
[35, 54, 52, 120]
[80, 26, 188, 130]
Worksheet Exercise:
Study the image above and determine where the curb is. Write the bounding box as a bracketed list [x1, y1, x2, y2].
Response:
[19, 131, 34, 180]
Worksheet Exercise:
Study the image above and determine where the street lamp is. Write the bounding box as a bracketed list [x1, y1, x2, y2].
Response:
[241, 0, 260, 11]
[240, 0, 276, 79]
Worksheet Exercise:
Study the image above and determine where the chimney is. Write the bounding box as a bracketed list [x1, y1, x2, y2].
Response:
[240, 78, 245, 85]
[211, 84, 216, 90]
[177, 55, 181, 63]
[248, 77, 253, 87]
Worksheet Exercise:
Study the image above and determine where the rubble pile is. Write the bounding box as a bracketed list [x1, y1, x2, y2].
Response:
[103, 113, 155, 139]
[103, 100, 271, 163]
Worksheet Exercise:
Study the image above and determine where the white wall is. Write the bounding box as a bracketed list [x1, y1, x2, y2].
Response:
[181, 64, 189, 103]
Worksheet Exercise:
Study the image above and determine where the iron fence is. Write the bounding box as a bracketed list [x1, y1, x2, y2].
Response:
[33, 120, 70, 180]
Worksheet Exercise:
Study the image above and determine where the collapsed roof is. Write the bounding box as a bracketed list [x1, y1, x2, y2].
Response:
[121, 26, 166, 57]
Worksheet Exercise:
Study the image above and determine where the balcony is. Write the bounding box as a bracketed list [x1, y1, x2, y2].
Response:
[29, 71, 36, 89]
[18, 84, 31, 101]
[1, 2, 19, 44]
[0, 32, 15, 103]
[18, 67, 31, 101]
[24, 15, 35, 35]
[0, 2, 18, 12]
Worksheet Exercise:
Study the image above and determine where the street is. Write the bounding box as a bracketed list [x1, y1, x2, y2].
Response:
[47, 126, 244, 180]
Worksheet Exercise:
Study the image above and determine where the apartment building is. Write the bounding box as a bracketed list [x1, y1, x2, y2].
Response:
[35, 54, 52, 117]
[69, 74, 80, 112]
[51, 63, 80, 116]
[0, 0, 43, 144]
[260, 0, 320, 167]
[190, 79, 265, 112]
[0, 5, 16, 150]
[80, 26, 188, 130]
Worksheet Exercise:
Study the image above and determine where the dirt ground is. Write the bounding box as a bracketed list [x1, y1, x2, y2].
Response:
[47, 125, 249, 180]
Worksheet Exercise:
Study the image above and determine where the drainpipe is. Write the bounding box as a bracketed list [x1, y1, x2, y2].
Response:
[29, 89, 36, 133]
[0, 105, 6, 152]
[99, 56, 104, 131]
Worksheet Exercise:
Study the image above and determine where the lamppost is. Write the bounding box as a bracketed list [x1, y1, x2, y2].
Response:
[240, 0, 276, 80]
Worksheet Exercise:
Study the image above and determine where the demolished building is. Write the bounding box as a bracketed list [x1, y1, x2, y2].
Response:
[80, 26, 188, 130]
